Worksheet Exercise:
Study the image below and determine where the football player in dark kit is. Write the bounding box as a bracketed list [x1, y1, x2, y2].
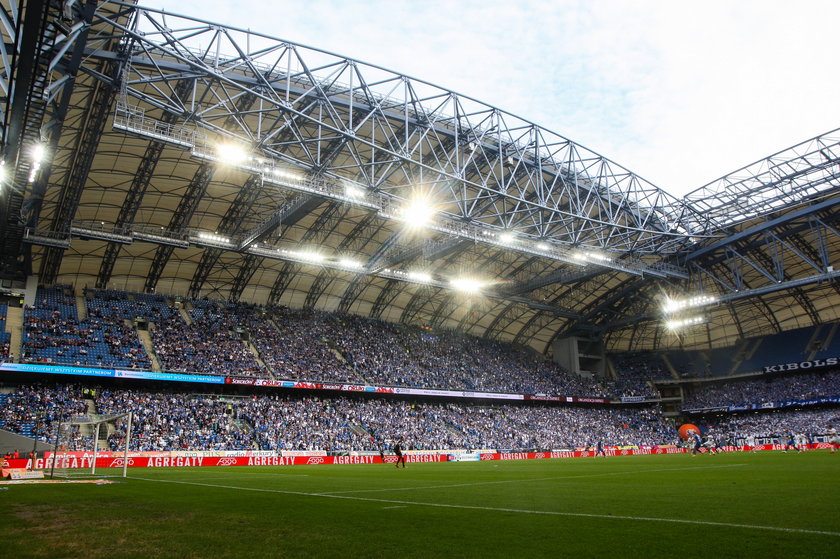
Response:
[394, 441, 407, 468]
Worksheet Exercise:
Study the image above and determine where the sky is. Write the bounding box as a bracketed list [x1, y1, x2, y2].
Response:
[141, 0, 840, 197]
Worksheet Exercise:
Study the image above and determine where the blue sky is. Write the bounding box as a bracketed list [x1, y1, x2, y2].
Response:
[141, 0, 840, 197]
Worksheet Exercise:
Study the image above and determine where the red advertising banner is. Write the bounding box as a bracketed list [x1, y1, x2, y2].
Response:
[2, 453, 448, 470]
[3, 444, 831, 471]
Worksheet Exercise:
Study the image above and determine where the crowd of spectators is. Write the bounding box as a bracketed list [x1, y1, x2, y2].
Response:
[0, 384, 88, 445]
[606, 353, 669, 398]
[97, 388, 252, 451]
[683, 370, 840, 409]
[21, 286, 150, 369]
[0, 383, 676, 452]
[253, 306, 610, 397]
[151, 300, 267, 377]
[700, 407, 840, 441]
[10, 287, 628, 397]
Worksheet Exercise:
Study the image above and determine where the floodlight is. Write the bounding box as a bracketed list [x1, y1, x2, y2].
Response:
[450, 278, 483, 293]
[31, 143, 47, 163]
[661, 294, 718, 315]
[198, 232, 231, 244]
[665, 316, 707, 330]
[339, 258, 362, 269]
[498, 232, 516, 244]
[408, 271, 432, 283]
[344, 185, 365, 199]
[297, 251, 324, 263]
[401, 196, 436, 228]
[536, 242, 550, 251]
[216, 143, 249, 165]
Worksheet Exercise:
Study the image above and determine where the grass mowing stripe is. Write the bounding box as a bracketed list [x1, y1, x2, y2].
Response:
[314, 463, 749, 495]
[130, 471, 840, 538]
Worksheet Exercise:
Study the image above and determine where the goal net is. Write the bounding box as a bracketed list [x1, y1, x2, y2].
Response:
[50, 412, 133, 478]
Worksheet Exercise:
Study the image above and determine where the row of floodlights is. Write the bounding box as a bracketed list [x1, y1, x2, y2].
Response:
[2, 143, 48, 185]
[0, 143, 49, 187]
[661, 294, 718, 315]
[222, 238, 488, 294]
[665, 316, 707, 330]
[211, 143, 614, 266]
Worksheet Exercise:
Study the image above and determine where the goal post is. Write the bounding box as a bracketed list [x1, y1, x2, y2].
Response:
[50, 412, 133, 478]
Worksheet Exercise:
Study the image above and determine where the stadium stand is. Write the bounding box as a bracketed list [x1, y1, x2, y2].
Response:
[682, 370, 840, 409]
[21, 286, 151, 370]
[1, 383, 675, 451]
[701, 407, 840, 441]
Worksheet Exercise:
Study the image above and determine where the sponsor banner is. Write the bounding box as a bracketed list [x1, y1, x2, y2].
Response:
[0, 362, 115, 377]
[43, 451, 169, 459]
[6, 444, 835, 471]
[225, 377, 256, 386]
[448, 453, 481, 462]
[392, 387, 523, 400]
[683, 395, 840, 414]
[524, 395, 611, 404]
[115, 370, 225, 384]
[4, 364, 612, 405]
[524, 395, 568, 402]
[620, 396, 646, 403]
[281, 450, 328, 457]
[762, 357, 839, 374]
[1, 468, 45, 480]
[3, 453, 448, 470]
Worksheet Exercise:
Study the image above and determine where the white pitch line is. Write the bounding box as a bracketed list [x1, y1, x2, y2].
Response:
[315, 463, 749, 495]
[128, 474, 840, 538]
[382, 505, 407, 510]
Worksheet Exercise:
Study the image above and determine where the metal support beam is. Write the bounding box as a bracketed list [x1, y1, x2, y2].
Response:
[144, 163, 215, 292]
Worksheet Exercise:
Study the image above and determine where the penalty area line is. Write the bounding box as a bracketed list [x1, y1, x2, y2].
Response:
[128, 475, 840, 538]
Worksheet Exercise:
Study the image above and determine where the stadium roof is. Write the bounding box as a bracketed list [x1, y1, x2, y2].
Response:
[1, 0, 839, 354]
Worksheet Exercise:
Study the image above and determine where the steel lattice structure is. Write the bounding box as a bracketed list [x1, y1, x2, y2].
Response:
[1, 0, 839, 355]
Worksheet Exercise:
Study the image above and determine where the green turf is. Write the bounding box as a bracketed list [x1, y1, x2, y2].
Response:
[2, 451, 838, 558]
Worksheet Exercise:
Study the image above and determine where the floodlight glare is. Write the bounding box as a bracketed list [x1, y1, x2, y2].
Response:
[661, 294, 718, 315]
[339, 258, 362, 269]
[344, 185, 365, 199]
[536, 242, 550, 251]
[498, 232, 516, 244]
[401, 196, 436, 228]
[31, 143, 47, 163]
[665, 316, 707, 330]
[298, 251, 325, 263]
[450, 278, 483, 293]
[408, 271, 432, 283]
[216, 143, 249, 165]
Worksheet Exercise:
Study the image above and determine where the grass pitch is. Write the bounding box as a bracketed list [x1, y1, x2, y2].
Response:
[2, 451, 838, 558]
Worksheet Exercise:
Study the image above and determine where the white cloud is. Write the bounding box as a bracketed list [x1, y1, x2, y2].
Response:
[142, 0, 840, 196]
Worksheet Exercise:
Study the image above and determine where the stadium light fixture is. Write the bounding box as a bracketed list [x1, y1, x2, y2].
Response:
[401, 195, 437, 229]
[297, 251, 324, 263]
[498, 232, 516, 245]
[215, 142, 249, 165]
[338, 258, 363, 270]
[344, 184, 365, 200]
[535, 242, 550, 251]
[573, 250, 611, 264]
[198, 232, 231, 244]
[661, 294, 718, 315]
[665, 316, 707, 330]
[408, 271, 432, 284]
[31, 143, 47, 163]
[450, 277, 484, 294]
